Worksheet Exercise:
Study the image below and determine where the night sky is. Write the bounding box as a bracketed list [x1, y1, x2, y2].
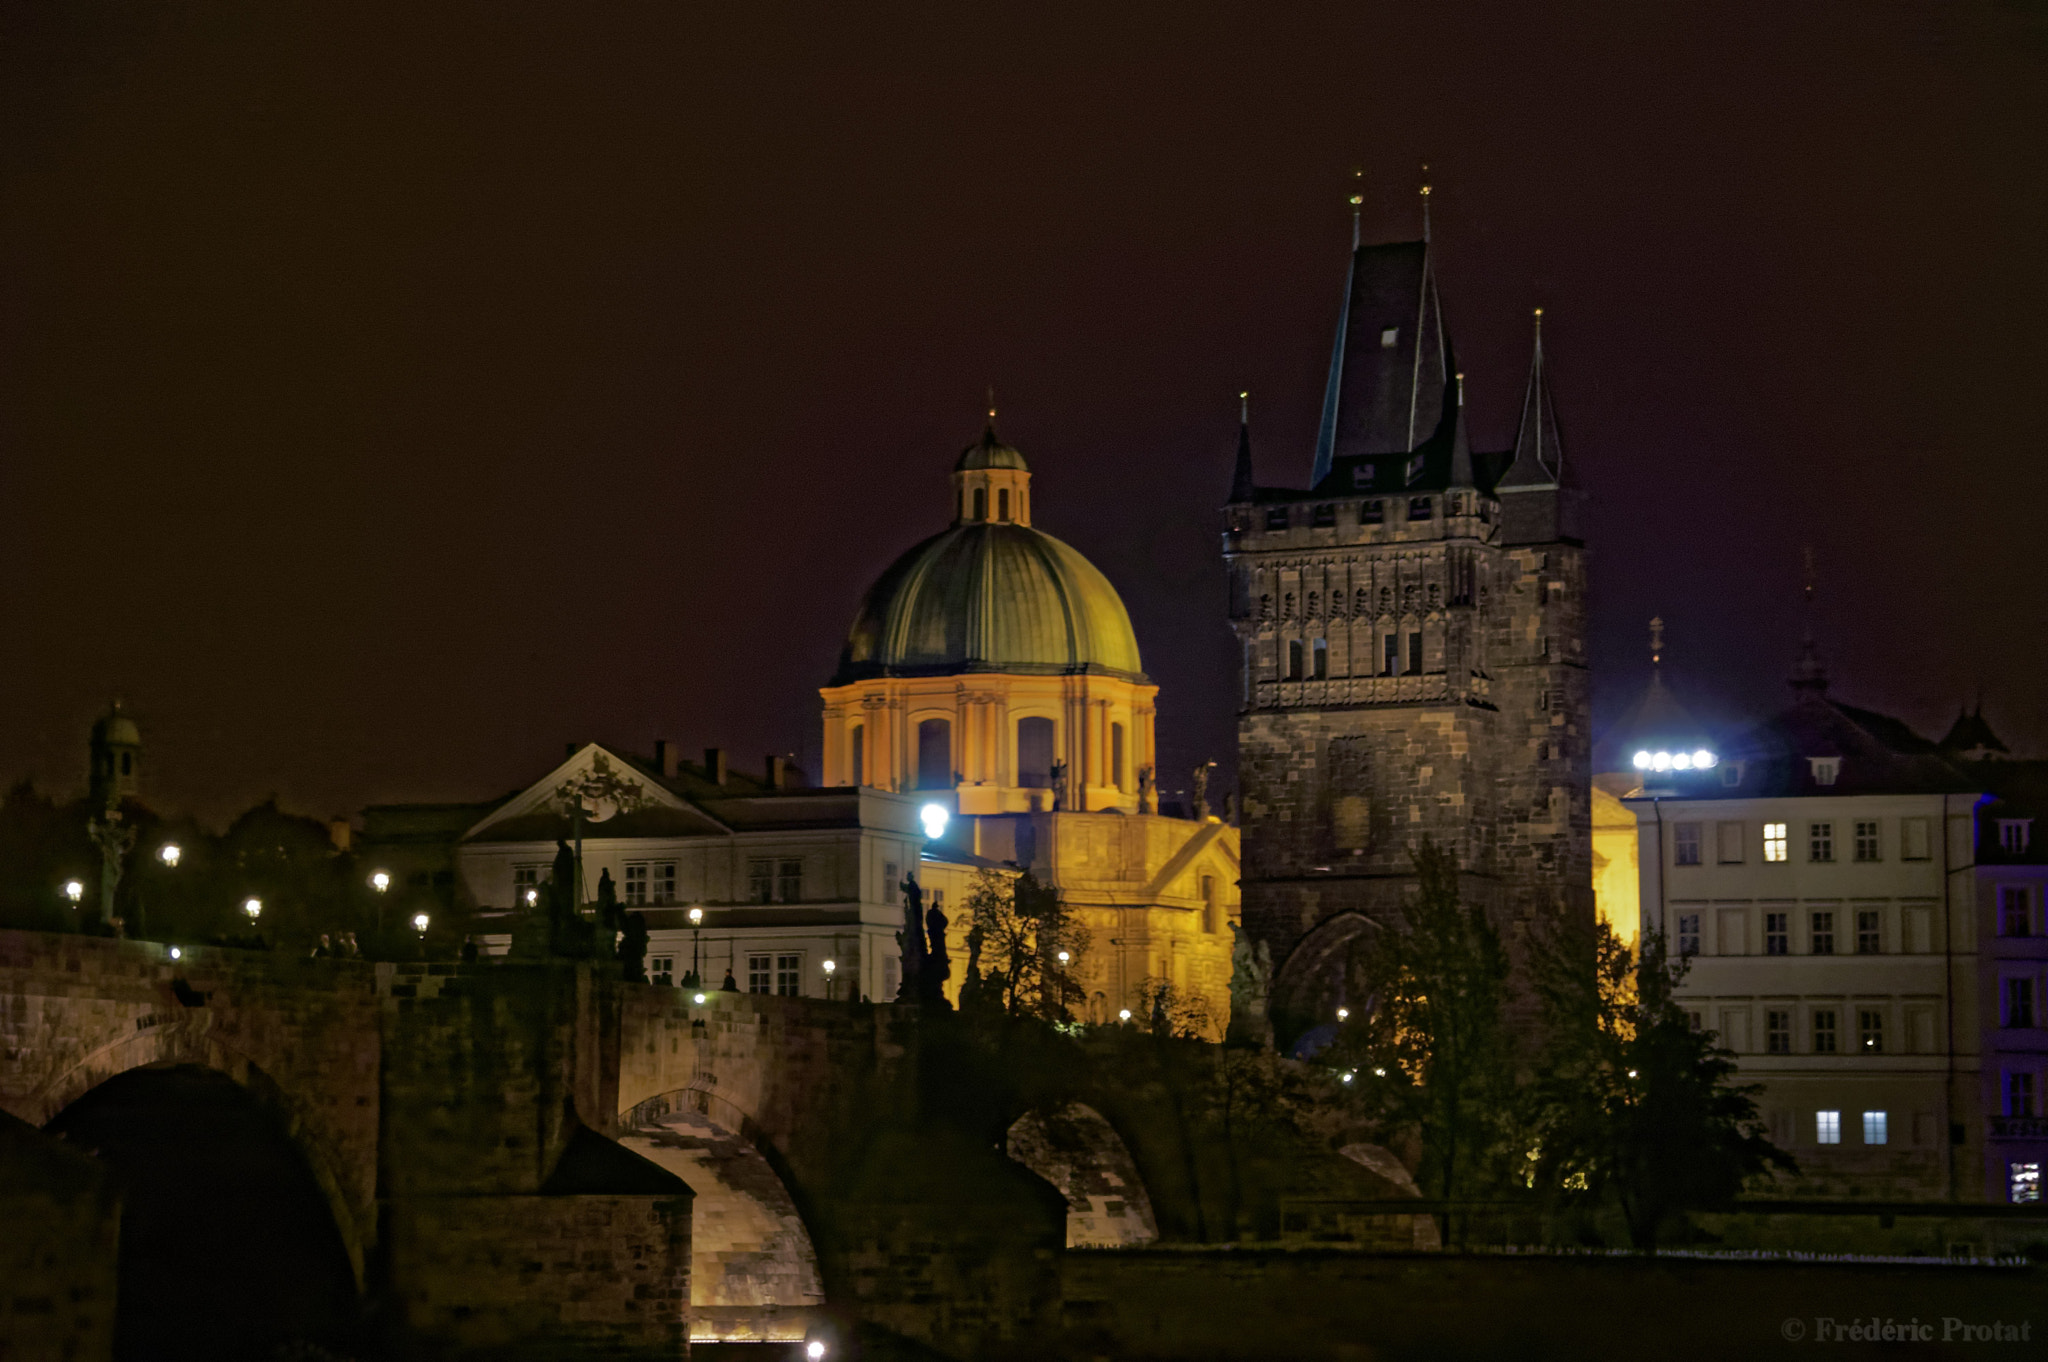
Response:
[2, 2, 2043, 824]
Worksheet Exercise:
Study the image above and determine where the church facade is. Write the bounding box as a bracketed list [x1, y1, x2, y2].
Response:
[1224, 227, 1593, 1037]
[822, 420, 1241, 1027]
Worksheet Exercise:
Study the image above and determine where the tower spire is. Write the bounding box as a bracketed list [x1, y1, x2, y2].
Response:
[1789, 545, 1829, 696]
[1349, 169, 1363, 249]
[1501, 307, 1566, 489]
[1230, 391, 1256, 503]
[1419, 163, 1432, 244]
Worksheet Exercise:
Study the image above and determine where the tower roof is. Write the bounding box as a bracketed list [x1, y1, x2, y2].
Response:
[1310, 239, 1452, 488]
[1939, 705, 2009, 758]
[1500, 310, 1565, 490]
[1230, 393, 1256, 503]
[955, 422, 1028, 472]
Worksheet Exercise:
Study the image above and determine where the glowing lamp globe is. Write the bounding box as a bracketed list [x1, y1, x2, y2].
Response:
[62, 879, 84, 903]
[159, 843, 182, 867]
[919, 803, 949, 840]
[242, 897, 263, 921]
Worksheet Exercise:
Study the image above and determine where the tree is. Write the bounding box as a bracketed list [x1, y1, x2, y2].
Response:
[1342, 838, 1515, 1233]
[1527, 917, 1796, 1250]
[962, 869, 1086, 1021]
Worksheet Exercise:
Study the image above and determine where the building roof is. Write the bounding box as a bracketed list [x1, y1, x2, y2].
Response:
[834, 521, 1146, 685]
[1939, 705, 2010, 758]
[1310, 240, 1451, 487]
[1679, 693, 1977, 800]
[954, 423, 1029, 472]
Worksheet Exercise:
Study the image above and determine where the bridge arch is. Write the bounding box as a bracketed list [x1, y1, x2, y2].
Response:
[620, 1086, 824, 1344]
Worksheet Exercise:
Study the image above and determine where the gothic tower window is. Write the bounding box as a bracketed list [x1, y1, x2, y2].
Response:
[1407, 630, 1423, 675]
[1259, 593, 1272, 622]
[1282, 593, 1296, 622]
[1307, 591, 1319, 619]
[1312, 638, 1328, 679]
[1382, 633, 1399, 677]
[1287, 640, 1304, 681]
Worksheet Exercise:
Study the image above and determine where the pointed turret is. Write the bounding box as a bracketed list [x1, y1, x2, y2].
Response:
[1500, 308, 1565, 489]
[1789, 547, 1828, 699]
[1229, 391, 1256, 503]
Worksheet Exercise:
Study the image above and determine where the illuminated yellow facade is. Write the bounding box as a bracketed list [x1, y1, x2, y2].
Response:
[1591, 777, 1641, 944]
[821, 421, 1236, 1030]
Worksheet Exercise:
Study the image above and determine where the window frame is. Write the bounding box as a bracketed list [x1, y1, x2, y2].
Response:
[1862, 1110, 1888, 1146]
[1815, 1109, 1841, 1145]
[1764, 823, 1788, 863]
[1765, 1010, 1791, 1054]
[1812, 1008, 1838, 1054]
[1673, 823, 1702, 867]
[1809, 821, 1835, 863]
[1810, 910, 1835, 956]
[1854, 820, 1881, 862]
[1765, 912, 1789, 956]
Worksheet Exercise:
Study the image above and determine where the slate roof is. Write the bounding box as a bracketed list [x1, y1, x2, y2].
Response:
[1672, 692, 1978, 800]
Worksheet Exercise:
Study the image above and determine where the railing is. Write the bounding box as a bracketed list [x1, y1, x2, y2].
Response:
[1988, 1116, 2048, 1140]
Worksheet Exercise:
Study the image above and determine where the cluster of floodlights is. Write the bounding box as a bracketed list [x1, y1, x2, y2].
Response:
[1632, 748, 1717, 772]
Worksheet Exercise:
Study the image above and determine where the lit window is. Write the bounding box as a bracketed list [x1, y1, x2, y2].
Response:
[1677, 913, 1700, 957]
[775, 953, 802, 997]
[1854, 821, 1880, 862]
[1380, 326, 1398, 348]
[1857, 909, 1881, 954]
[1674, 824, 1702, 866]
[748, 953, 772, 994]
[624, 863, 649, 906]
[1862, 1111, 1888, 1145]
[1766, 1010, 1791, 1054]
[1809, 757, 1841, 786]
[1858, 1009, 1884, 1053]
[1812, 1009, 1837, 1054]
[2000, 887, 2033, 937]
[2005, 978, 2037, 1029]
[2012, 1162, 2041, 1204]
[1765, 912, 1789, 956]
[1816, 1110, 1841, 1145]
[1810, 910, 1834, 955]
[1764, 823, 1788, 862]
[1999, 820, 2033, 854]
[1809, 822, 1834, 863]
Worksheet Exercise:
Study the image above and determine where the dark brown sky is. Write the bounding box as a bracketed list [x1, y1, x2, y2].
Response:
[3, 1, 2044, 823]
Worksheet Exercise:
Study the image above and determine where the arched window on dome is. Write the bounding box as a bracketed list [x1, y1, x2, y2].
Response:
[1017, 717, 1055, 789]
[917, 720, 952, 791]
[849, 724, 865, 787]
[972, 487, 987, 521]
[997, 488, 1011, 521]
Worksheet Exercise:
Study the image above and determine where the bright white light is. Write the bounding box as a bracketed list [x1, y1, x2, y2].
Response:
[1373, 1067, 1387, 1077]
[822, 959, 837, 974]
[1119, 1009, 1132, 1022]
[411, 912, 429, 933]
[169, 946, 182, 960]
[1056, 950, 1070, 964]
[524, 888, 538, 906]
[1672, 753, 1693, 770]
[806, 1343, 828, 1361]
[159, 843, 182, 867]
[370, 870, 390, 892]
[1694, 750, 1716, 769]
[1627, 1069, 1639, 1079]
[1340, 1071, 1354, 1084]
[1633, 750, 1652, 770]
[693, 992, 707, 1005]
[919, 803, 949, 840]
[243, 897, 263, 920]
[1336, 1006, 1350, 1021]
[62, 879, 84, 903]
[687, 906, 704, 926]
[1652, 751, 1672, 772]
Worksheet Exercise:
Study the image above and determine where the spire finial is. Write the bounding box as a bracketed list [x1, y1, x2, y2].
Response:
[1349, 169, 1364, 249]
[1649, 616, 1665, 668]
[1239, 389, 1249, 425]
[1790, 545, 1830, 696]
[1801, 544, 1817, 634]
[986, 385, 997, 428]
[1454, 372, 1465, 407]
[1419, 163, 1432, 243]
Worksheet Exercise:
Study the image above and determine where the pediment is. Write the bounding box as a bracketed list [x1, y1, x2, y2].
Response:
[462, 744, 726, 843]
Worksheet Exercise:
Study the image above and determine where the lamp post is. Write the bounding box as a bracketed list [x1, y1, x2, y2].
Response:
[822, 957, 837, 1001]
[242, 897, 263, 922]
[686, 906, 704, 988]
[62, 879, 84, 907]
[159, 843, 181, 868]
[370, 869, 391, 943]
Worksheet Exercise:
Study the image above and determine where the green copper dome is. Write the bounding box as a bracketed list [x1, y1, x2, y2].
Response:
[954, 424, 1029, 471]
[835, 523, 1146, 684]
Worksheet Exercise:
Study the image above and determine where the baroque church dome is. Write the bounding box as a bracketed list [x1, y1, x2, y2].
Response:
[833, 425, 1145, 685]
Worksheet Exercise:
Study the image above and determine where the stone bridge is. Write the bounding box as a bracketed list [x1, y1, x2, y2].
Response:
[0, 929, 1157, 1359]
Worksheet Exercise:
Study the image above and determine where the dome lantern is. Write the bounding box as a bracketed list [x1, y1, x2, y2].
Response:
[951, 404, 1032, 527]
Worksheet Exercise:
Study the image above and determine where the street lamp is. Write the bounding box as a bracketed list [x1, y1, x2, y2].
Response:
[242, 897, 263, 921]
[807, 1340, 828, 1361]
[1336, 1006, 1350, 1022]
[822, 957, 837, 1001]
[1118, 1008, 1132, 1022]
[62, 879, 84, 904]
[524, 888, 538, 907]
[159, 843, 181, 868]
[686, 906, 704, 988]
[370, 870, 390, 893]
[412, 912, 430, 935]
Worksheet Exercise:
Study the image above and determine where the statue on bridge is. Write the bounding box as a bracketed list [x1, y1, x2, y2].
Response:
[1226, 922, 1274, 1048]
[896, 875, 927, 1002]
[921, 895, 951, 1008]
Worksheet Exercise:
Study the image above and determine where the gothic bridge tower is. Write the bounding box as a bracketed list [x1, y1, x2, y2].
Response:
[1223, 216, 1593, 1038]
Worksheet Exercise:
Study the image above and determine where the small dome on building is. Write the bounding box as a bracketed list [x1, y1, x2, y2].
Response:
[836, 523, 1143, 685]
[954, 423, 1030, 472]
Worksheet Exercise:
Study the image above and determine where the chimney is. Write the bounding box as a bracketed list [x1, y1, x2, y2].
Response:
[767, 755, 787, 790]
[704, 747, 726, 786]
[654, 739, 679, 778]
